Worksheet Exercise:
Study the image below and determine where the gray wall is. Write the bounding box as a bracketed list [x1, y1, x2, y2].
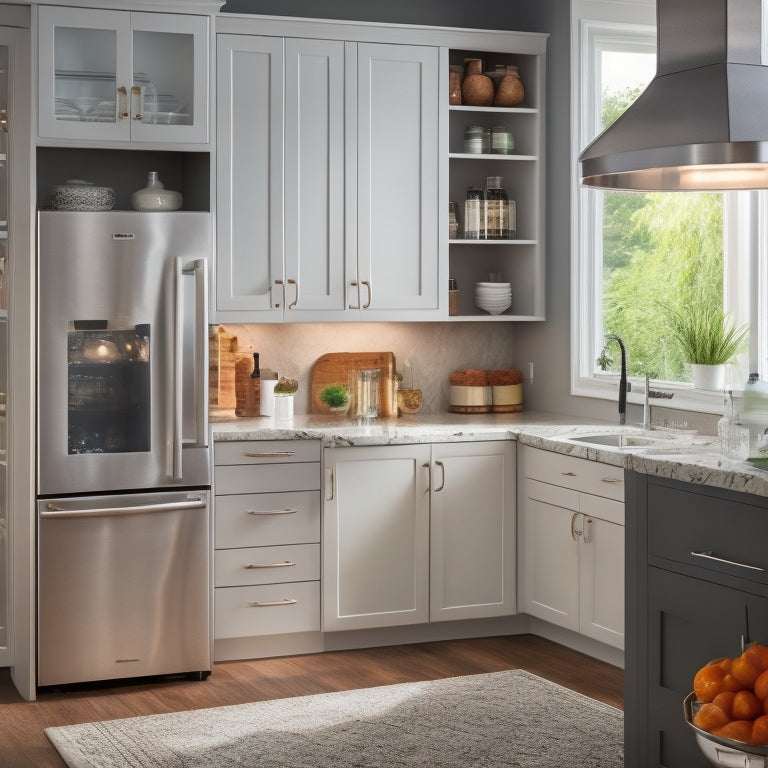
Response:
[218, 0, 626, 423]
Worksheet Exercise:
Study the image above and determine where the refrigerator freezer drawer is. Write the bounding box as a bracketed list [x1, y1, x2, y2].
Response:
[37, 490, 211, 687]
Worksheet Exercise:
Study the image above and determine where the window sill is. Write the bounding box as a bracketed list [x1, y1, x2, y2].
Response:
[572, 375, 726, 416]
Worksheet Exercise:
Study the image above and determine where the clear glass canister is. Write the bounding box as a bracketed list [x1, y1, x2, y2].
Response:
[464, 186, 484, 240]
[491, 126, 515, 154]
[356, 368, 379, 419]
[485, 176, 510, 239]
[464, 124, 490, 154]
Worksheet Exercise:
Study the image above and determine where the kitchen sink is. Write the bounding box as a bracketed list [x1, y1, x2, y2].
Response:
[568, 433, 659, 448]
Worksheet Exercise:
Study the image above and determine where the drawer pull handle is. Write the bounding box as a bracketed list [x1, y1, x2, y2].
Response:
[243, 451, 296, 458]
[244, 561, 296, 569]
[248, 508, 297, 516]
[248, 598, 298, 607]
[570, 511, 583, 541]
[691, 550, 765, 572]
[601, 477, 622, 484]
[561, 471, 577, 477]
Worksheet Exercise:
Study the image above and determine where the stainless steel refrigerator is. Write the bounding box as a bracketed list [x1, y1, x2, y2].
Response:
[36, 211, 211, 687]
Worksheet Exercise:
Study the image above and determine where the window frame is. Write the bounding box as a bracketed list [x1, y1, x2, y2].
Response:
[570, 10, 762, 414]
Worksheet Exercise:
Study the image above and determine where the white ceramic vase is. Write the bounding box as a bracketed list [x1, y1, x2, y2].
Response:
[274, 393, 294, 421]
[691, 363, 726, 391]
[131, 171, 183, 211]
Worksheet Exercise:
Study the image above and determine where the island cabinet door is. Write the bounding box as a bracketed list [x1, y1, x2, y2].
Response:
[323, 444, 431, 631]
[429, 441, 516, 621]
[646, 566, 768, 768]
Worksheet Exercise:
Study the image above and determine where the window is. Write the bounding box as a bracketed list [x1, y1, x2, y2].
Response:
[571, 9, 760, 413]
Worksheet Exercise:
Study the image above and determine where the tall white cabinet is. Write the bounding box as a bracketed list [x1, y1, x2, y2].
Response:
[216, 29, 440, 322]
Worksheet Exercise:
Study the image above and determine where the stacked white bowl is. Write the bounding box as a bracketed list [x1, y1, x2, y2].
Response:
[474, 282, 512, 314]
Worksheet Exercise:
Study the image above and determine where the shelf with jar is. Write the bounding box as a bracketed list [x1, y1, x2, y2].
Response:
[446, 48, 544, 322]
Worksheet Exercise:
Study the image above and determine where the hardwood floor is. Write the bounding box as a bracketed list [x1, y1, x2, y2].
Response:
[0, 634, 623, 767]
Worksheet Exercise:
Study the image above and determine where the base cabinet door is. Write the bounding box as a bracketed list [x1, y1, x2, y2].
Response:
[518, 480, 580, 631]
[323, 445, 431, 631]
[430, 442, 516, 620]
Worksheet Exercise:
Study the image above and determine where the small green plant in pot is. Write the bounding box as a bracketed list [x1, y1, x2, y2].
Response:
[665, 303, 748, 390]
[320, 384, 351, 413]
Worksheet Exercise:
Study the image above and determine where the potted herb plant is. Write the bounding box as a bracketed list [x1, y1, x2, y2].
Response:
[273, 376, 299, 420]
[665, 303, 748, 390]
[319, 384, 351, 415]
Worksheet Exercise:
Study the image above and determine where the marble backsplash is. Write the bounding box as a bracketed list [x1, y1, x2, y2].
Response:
[216, 322, 518, 415]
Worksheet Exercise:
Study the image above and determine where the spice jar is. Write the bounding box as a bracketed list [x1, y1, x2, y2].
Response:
[464, 186, 484, 240]
[484, 176, 511, 240]
[448, 277, 459, 316]
[448, 201, 461, 239]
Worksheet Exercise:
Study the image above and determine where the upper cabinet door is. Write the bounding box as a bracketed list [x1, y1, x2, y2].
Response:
[128, 13, 209, 145]
[283, 38, 347, 318]
[353, 43, 440, 317]
[216, 34, 284, 320]
[37, 6, 209, 145]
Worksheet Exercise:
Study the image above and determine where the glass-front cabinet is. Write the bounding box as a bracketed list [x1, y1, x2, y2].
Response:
[37, 6, 209, 144]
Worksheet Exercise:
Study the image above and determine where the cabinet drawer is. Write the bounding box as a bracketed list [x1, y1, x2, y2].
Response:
[215, 581, 320, 639]
[523, 478, 624, 526]
[215, 544, 320, 587]
[215, 440, 321, 465]
[522, 446, 624, 501]
[648, 482, 768, 585]
[215, 491, 320, 548]
[215, 462, 320, 495]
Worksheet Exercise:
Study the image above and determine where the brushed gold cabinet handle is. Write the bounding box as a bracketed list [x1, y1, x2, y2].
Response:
[601, 477, 623, 484]
[349, 281, 360, 309]
[244, 561, 296, 569]
[287, 278, 298, 309]
[561, 471, 577, 477]
[570, 511, 583, 541]
[248, 598, 298, 607]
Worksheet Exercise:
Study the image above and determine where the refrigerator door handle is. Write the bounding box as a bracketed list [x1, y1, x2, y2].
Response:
[41, 497, 206, 519]
[174, 257, 209, 481]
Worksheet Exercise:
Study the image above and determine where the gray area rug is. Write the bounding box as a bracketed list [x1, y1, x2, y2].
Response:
[45, 669, 623, 767]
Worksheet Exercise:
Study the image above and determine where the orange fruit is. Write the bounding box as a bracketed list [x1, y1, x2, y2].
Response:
[715, 720, 756, 743]
[752, 715, 768, 744]
[733, 690, 763, 720]
[755, 670, 768, 701]
[732, 653, 762, 689]
[745, 643, 768, 672]
[712, 691, 736, 719]
[694, 663, 727, 702]
[722, 673, 745, 693]
[693, 702, 730, 732]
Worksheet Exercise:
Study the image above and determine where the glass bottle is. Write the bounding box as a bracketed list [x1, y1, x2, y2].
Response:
[464, 186, 484, 240]
[130, 171, 183, 211]
[484, 176, 510, 239]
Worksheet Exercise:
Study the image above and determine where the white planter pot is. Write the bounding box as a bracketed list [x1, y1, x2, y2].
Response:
[274, 393, 294, 421]
[691, 363, 726, 391]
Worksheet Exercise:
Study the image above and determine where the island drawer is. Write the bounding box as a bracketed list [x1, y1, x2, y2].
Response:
[215, 544, 320, 587]
[215, 491, 320, 548]
[215, 581, 320, 638]
[520, 446, 625, 501]
[647, 481, 768, 585]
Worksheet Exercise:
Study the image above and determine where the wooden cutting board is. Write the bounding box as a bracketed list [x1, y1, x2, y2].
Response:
[310, 352, 396, 416]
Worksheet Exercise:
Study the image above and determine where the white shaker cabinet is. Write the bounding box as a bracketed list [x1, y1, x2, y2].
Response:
[323, 444, 431, 631]
[429, 441, 516, 620]
[323, 441, 515, 631]
[37, 6, 209, 145]
[517, 446, 625, 650]
[215, 33, 440, 322]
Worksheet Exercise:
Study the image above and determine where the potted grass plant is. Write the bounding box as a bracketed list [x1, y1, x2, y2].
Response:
[665, 303, 748, 390]
[319, 384, 351, 415]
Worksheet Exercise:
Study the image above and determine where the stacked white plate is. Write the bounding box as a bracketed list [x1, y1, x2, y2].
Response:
[475, 282, 512, 315]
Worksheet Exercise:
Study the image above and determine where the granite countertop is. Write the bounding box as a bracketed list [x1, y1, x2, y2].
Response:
[210, 411, 768, 498]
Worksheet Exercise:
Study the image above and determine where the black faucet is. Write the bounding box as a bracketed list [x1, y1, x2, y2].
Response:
[604, 334, 627, 425]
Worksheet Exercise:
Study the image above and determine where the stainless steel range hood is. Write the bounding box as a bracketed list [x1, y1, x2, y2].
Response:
[579, 0, 768, 191]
